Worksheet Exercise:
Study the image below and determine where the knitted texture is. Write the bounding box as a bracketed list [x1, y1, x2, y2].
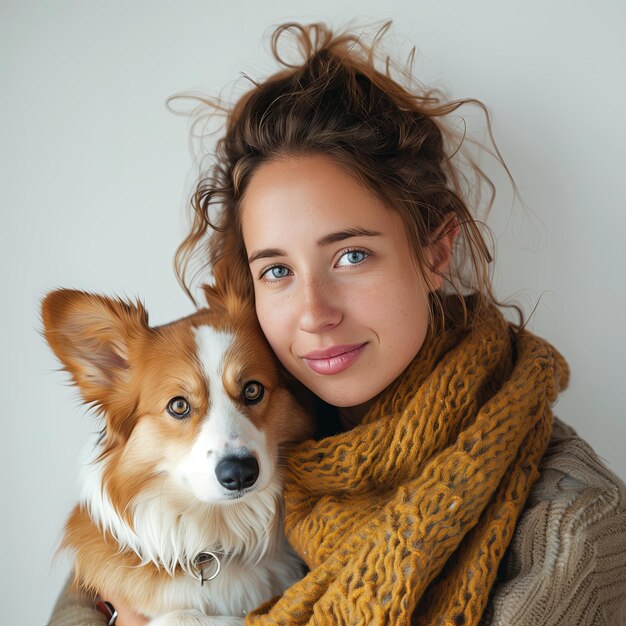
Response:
[247, 296, 569, 626]
[481, 418, 626, 625]
[47, 580, 104, 626]
[47, 421, 626, 626]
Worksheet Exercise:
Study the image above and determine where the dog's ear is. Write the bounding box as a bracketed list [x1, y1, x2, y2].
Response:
[202, 280, 251, 320]
[41, 289, 149, 407]
[202, 236, 254, 317]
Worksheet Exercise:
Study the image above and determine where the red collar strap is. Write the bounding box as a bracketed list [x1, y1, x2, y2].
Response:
[96, 600, 118, 625]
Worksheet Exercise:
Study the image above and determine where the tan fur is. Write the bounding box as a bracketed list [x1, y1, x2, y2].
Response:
[43, 285, 314, 617]
[62, 506, 173, 600]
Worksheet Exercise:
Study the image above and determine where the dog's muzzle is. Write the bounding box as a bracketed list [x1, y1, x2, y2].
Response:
[215, 455, 259, 491]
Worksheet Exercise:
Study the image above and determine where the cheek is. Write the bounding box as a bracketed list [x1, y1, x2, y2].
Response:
[254, 293, 291, 358]
[368, 273, 430, 347]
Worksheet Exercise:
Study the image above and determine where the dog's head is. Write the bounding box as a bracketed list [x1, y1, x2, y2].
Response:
[42, 287, 313, 520]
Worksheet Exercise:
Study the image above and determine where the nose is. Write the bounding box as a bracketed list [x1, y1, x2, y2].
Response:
[215, 455, 259, 491]
[297, 274, 342, 333]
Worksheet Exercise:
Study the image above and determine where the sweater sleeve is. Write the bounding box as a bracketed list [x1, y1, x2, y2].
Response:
[481, 417, 626, 626]
[47, 577, 107, 626]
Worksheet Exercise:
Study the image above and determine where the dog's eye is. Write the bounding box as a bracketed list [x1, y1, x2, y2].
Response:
[167, 396, 191, 418]
[243, 381, 264, 405]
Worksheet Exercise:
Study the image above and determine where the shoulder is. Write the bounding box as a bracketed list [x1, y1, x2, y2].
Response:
[47, 577, 106, 626]
[482, 417, 626, 625]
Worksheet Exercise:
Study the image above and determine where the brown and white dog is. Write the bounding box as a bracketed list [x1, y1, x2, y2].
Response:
[43, 285, 313, 625]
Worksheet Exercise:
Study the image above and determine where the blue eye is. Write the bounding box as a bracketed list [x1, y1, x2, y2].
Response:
[337, 249, 368, 266]
[271, 266, 289, 278]
[261, 265, 290, 281]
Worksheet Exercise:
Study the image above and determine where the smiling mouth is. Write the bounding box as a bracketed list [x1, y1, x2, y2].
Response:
[302, 343, 367, 375]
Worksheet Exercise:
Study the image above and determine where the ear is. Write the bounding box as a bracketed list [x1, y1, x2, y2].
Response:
[41, 289, 149, 406]
[422, 212, 460, 292]
[202, 230, 254, 316]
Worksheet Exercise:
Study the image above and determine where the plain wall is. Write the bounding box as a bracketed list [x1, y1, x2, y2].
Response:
[2, 1, 625, 623]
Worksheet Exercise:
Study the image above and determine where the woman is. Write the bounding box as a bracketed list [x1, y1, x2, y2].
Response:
[49, 22, 626, 626]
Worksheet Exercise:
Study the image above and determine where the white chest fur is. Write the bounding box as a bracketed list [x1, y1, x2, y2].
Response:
[77, 437, 304, 619]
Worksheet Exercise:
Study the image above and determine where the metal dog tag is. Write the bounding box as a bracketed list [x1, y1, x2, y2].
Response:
[193, 551, 222, 585]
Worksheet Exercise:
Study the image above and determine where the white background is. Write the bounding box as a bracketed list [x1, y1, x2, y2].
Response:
[2, 1, 625, 623]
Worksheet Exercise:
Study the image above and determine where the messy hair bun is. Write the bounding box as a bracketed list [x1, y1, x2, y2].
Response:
[174, 22, 522, 331]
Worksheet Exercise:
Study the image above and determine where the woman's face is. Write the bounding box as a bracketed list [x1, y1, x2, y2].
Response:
[241, 154, 451, 410]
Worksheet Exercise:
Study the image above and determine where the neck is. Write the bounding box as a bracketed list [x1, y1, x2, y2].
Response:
[338, 394, 380, 431]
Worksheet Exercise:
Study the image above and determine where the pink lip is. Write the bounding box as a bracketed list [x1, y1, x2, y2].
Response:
[302, 343, 367, 375]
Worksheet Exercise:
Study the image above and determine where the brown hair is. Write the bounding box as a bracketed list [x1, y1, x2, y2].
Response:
[173, 22, 523, 333]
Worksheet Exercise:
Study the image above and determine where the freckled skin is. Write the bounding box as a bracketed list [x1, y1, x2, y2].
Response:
[241, 155, 454, 414]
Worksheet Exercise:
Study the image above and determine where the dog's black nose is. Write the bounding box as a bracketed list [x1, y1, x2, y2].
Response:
[215, 456, 259, 491]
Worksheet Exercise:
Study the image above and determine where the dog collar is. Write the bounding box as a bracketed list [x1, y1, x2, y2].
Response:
[95, 600, 118, 625]
[191, 551, 222, 585]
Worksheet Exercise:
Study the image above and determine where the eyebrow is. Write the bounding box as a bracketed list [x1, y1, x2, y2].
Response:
[247, 228, 382, 264]
[317, 227, 382, 246]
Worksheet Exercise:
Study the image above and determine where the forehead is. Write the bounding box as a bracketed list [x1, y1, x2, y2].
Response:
[240, 154, 398, 246]
[198, 321, 277, 381]
[141, 310, 235, 376]
[143, 316, 276, 390]
[193, 325, 233, 381]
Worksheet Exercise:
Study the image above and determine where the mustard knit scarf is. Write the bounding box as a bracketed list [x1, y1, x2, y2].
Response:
[248, 296, 569, 626]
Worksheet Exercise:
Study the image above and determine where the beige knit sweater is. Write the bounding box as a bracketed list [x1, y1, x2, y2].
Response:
[47, 418, 626, 626]
[480, 418, 626, 625]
